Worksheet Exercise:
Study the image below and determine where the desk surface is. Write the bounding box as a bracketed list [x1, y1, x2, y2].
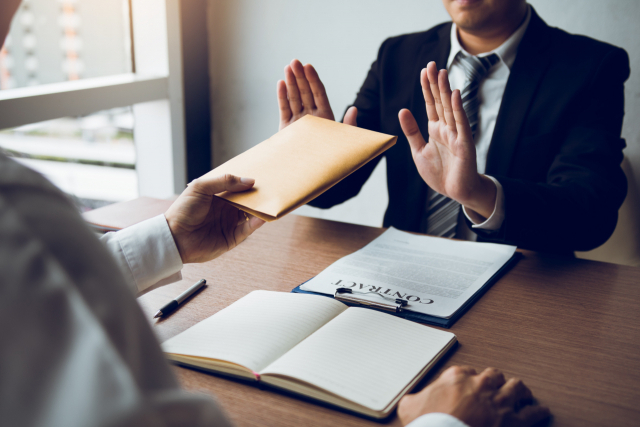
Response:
[135, 214, 640, 427]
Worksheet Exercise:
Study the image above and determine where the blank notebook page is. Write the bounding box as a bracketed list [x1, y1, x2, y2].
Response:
[161, 291, 347, 373]
[261, 307, 455, 411]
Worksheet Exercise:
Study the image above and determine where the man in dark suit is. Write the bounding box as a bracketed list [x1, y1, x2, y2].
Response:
[276, 0, 630, 255]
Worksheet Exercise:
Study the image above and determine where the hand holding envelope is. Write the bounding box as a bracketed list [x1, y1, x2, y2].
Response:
[210, 115, 397, 222]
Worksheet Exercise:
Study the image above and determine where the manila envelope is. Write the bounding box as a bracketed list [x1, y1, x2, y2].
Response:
[210, 115, 397, 221]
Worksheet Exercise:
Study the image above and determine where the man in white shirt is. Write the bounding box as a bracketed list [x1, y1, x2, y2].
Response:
[0, 0, 549, 426]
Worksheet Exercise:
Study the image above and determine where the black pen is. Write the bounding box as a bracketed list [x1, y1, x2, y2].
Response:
[154, 279, 207, 318]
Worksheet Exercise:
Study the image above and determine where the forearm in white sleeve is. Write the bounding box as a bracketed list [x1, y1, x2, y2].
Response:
[406, 413, 470, 427]
[100, 214, 183, 295]
[463, 175, 505, 231]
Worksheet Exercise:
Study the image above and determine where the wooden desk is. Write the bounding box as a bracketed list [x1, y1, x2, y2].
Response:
[135, 214, 640, 427]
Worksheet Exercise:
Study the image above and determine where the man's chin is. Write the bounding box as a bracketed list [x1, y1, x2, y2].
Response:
[451, 0, 484, 6]
[453, 14, 492, 33]
[446, 0, 491, 29]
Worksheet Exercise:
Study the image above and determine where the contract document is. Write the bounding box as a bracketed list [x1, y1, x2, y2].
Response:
[300, 228, 517, 319]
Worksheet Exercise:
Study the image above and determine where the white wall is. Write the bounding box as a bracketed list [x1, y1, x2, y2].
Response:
[207, 0, 640, 230]
[207, 0, 451, 226]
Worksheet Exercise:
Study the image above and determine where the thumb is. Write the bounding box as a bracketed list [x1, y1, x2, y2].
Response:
[190, 173, 255, 196]
[398, 108, 427, 156]
[343, 106, 358, 126]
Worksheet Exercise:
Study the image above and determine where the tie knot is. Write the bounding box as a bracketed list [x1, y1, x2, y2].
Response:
[456, 52, 499, 81]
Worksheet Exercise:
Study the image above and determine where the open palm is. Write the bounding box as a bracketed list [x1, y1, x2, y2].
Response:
[399, 62, 496, 218]
[277, 59, 357, 131]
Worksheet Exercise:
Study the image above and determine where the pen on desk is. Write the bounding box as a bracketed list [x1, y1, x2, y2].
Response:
[154, 279, 207, 318]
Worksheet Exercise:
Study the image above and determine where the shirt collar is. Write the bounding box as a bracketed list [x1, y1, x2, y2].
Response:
[447, 4, 532, 70]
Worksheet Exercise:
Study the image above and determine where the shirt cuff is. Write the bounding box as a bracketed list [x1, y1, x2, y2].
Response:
[406, 413, 470, 427]
[101, 214, 183, 294]
[462, 175, 505, 231]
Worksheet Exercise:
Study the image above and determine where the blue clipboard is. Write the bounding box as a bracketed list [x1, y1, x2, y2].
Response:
[291, 252, 520, 328]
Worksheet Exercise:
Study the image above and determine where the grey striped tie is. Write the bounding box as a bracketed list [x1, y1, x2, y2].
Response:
[423, 53, 499, 238]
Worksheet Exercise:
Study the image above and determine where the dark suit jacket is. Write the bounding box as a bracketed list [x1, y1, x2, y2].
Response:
[309, 7, 630, 254]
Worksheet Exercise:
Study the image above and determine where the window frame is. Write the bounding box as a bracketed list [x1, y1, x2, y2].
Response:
[0, 0, 192, 199]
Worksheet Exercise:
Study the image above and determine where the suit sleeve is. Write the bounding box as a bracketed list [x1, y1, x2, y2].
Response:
[308, 39, 389, 209]
[473, 48, 630, 252]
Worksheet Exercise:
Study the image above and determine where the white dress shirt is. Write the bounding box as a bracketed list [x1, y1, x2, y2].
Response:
[410, 413, 469, 427]
[445, 6, 531, 238]
[101, 214, 184, 294]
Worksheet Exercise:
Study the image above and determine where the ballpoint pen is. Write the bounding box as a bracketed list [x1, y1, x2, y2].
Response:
[154, 279, 207, 318]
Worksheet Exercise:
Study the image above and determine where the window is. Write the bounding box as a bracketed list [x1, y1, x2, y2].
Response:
[1, 107, 137, 210]
[0, 0, 188, 206]
[1, 0, 133, 90]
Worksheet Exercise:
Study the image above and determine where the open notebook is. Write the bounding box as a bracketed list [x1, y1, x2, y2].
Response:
[162, 291, 456, 419]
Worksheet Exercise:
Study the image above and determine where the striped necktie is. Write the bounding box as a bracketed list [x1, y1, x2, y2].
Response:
[422, 53, 499, 238]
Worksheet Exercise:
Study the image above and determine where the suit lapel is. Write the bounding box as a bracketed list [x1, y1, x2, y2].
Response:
[485, 8, 554, 176]
[410, 23, 452, 135]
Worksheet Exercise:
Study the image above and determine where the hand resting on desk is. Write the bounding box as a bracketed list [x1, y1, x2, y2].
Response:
[398, 366, 550, 427]
[165, 173, 265, 264]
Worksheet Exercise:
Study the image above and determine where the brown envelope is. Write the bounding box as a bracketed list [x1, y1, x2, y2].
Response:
[210, 115, 397, 221]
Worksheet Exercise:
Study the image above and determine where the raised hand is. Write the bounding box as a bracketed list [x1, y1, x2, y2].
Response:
[277, 59, 357, 131]
[398, 366, 551, 427]
[164, 174, 265, 264]
[398, 61, 496, 220]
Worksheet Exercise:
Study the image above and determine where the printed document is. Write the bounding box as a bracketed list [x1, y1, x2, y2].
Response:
[300, 228, 517, 318]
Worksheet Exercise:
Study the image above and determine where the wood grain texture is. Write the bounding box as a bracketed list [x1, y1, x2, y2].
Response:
[136, 214, 640, 427]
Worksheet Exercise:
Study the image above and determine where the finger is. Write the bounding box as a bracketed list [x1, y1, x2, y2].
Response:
[399, 109, 427, 156]
[277, 80, 292, 125]
[190, 174, 255, 196]
[454, 365, 478, 376]
[343, 106, 358, 126]
[237, 209, 247, 226]
[441, 365, 477, 380]
[494, 378, 533, 409]
[291, 59, 315, 111]
[476, 367, 506, 391]
[421, 68, 438, 122]
[438, 69, 456, 130]
[427, 62, 445, 124]
[284, 64, 302, 114]
[512, 405, 551, 427]
[452, 89, 473, 142]
[234, 213, 265, 244]
[304, 63, 334, 117]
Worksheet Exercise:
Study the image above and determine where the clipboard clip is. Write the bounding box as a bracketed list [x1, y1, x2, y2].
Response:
[334, 287, 408, 313]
